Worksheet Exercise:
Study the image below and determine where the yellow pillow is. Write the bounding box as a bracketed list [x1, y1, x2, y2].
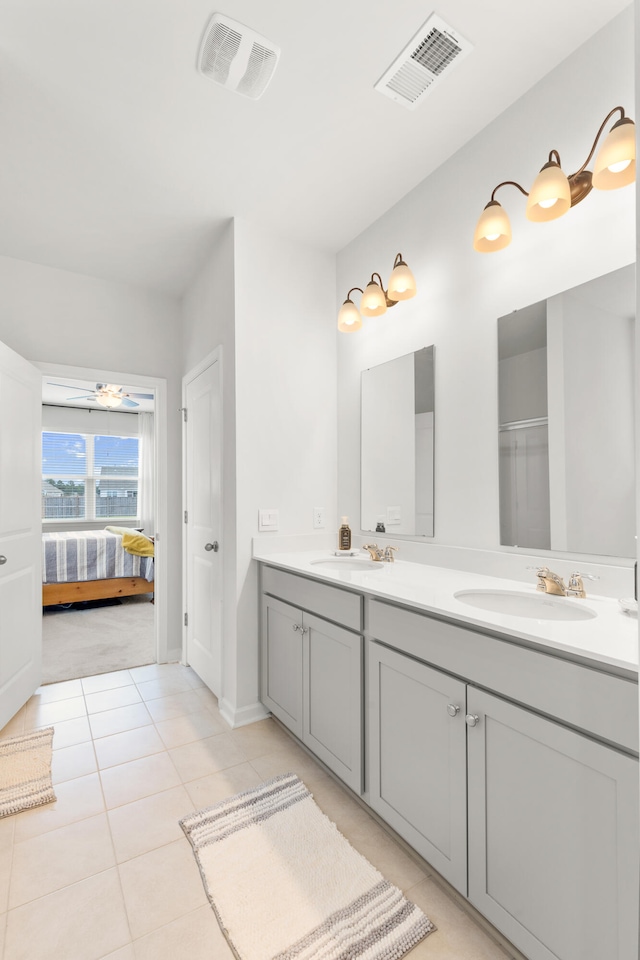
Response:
[121, 531, 154, 557]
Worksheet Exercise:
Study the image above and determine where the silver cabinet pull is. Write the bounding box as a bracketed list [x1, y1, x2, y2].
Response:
[447, 703, 460, 717]
[0, 556, 6, 565]
[465, 714, 480, 727]
[204, 542, 219, 552]
[292, 623, 301, 632]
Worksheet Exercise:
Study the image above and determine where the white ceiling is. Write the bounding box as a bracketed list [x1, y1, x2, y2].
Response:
[0, 1, 630, 297]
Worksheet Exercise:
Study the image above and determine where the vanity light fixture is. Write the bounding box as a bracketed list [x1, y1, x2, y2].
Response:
[337, 254, 417, 332]
[473, 106, 636, 252]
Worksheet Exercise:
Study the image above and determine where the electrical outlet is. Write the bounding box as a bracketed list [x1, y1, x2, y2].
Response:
[258, 508, 279, 531]
[313, 507, 325, 529]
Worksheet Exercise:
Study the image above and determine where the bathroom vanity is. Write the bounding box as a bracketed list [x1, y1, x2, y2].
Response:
[256, 550, 639, 960]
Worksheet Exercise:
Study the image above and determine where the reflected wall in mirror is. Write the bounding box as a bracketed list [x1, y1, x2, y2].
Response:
[498, 264, 635, 558]
[361, 346, 434, 537]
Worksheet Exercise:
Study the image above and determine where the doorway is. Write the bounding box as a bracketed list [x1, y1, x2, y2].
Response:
[37, 362, 169, 681]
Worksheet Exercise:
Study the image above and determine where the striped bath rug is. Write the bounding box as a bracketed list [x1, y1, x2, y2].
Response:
[0, 727, 56, 818]
[180, 772, 435, 960]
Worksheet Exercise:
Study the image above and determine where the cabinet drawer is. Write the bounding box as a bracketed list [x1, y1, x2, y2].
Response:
[368, 599, 638, 754]
[261, 565, 362, 632]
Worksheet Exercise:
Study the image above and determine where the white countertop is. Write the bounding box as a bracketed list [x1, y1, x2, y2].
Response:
[253, 548, 639, 676]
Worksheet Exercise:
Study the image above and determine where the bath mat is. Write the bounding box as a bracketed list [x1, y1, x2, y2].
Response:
[180, 772, 435, 960]
[0, 727, 56, 818]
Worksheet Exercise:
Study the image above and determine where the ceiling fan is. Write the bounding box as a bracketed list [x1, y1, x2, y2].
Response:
[48, 382, 154, 409]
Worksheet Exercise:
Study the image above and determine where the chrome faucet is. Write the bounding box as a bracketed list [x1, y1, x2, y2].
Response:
[363, 543, 398, 562]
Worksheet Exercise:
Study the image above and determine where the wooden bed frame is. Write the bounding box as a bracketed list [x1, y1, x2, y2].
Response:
[42, 577, 154, 606]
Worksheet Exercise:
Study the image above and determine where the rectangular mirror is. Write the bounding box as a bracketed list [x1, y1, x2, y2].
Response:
[498, 264, 635, 558]
[361, 346, 434, 537]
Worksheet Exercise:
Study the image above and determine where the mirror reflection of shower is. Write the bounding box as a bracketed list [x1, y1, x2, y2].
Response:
[361, 346, 434, 537]
[497, 263, 635, 558]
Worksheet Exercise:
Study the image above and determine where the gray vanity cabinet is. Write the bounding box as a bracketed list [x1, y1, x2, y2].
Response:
[260, 567, 364, 793]
[261, 595, 305, 739]
[368, 641, 468, 894]
[466, 686, 639, 960]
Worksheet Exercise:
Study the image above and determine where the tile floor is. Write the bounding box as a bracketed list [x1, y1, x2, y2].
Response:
[0, 663, 518, 960]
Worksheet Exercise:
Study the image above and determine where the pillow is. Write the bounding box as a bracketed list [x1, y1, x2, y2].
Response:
[105, 525, 139, 537]
[121, 531, 154, 557]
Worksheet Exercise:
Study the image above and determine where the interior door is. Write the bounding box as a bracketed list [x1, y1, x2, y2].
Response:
[184, 356, 222, 696]
[0, 339, 42, 729]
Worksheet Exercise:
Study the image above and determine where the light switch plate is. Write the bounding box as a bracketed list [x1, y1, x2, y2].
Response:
[313, 507, 325, 529]
[259, 508, 279, 531]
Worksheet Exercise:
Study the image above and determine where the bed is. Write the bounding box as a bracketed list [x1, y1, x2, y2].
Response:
[42, 529, 154, 606]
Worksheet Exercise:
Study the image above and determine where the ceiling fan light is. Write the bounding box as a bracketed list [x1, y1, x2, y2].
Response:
[360, 280, 387, 317]
[473, 200, 511, 252]
[526, 162, 571, 222]
[387, 258, 417, 301]
[96, 393, 123, 408]
[337, 299, 363, 333]
[592, 117, 636, 190]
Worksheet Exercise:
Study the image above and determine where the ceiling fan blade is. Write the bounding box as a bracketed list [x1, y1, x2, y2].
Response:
[125, 392, 154, 400]
[121, 398, 139, 408]
[48, 382, 95, 392]
[66, 395, 96, 401]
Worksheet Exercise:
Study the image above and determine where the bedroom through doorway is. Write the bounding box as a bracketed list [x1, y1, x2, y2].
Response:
[40, 373, 157, 683]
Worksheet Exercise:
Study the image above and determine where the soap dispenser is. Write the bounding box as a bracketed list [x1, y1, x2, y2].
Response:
[338, 517, 352, 551]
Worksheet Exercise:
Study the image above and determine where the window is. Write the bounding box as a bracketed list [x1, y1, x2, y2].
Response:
[42, 432, 139, 522]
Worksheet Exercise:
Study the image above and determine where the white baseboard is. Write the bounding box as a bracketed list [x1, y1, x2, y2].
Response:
[219, 697, 269, 729]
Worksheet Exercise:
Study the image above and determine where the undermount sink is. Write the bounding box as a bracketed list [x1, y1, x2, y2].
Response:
[310, 557, 383, 572]
[454, 589, 597, 621]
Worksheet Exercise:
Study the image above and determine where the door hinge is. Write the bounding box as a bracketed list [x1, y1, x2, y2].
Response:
[184, 510, 188, 524]
[184, 612, 188, 627]
[179, 406, 188, 422]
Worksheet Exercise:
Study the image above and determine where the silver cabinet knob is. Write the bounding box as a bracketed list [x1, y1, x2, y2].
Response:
[447, 704, 460, 717]
[292, 623, 301, 632]
[465, 714, 480, 727]
[204, 542, 219, 552]
[0, 555, 6, 565]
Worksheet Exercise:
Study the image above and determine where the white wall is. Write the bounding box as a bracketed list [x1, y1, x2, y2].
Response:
[337, 8, 635, 592]
[231, 219, 337, 723]
[0, 254, 183, 652]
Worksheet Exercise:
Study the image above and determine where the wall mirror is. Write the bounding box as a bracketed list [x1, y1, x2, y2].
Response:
[498, 263, 635, 558]
[361, 346, 434, 537]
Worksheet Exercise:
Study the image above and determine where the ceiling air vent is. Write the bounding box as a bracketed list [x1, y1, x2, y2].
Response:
[198, 13, 280, 100]
[374, 14, 472, 110]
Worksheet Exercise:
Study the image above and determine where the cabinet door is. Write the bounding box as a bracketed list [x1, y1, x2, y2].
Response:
[303, 612, 363, 793]
[260, 596, 303, 738]
[467, 687, 639, 960]
[368, 641, 467, 894]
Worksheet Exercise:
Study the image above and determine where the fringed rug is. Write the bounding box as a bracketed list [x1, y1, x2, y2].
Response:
[0, 727, 56, 818]
[180, 772, 435, 960]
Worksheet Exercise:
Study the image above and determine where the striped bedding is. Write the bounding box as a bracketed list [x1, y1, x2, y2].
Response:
[42, 530, 154, 584]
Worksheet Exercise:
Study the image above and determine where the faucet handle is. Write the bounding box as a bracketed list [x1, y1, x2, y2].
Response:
[383, 545, 398, 562]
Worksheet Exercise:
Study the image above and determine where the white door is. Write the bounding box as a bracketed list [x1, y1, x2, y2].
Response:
[0, 340, 42, 729]
[184, 356, 222, 696]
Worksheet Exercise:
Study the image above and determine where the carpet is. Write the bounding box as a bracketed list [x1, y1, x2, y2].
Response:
[0, 727, 56, 818]
[180, 772, 436, 960]
[42, 594, 155, 683]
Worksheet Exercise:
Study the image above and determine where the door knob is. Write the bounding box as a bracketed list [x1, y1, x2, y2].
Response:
[204, 542, 219, 552]
[465, 714, 480, 727]
[0, 556, 6, 565]
[447, 703, 460, 717]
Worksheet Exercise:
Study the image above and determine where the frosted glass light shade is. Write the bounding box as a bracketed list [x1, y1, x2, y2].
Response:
[337, 299, 362, 332]
[96, 393, 122, 408]
[473, 201, 511, 252]
[387, 260, 417, 301]
[592, 118, 636, 190]
[526, 162, 571, 222]
[360, 281, 387, 317]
